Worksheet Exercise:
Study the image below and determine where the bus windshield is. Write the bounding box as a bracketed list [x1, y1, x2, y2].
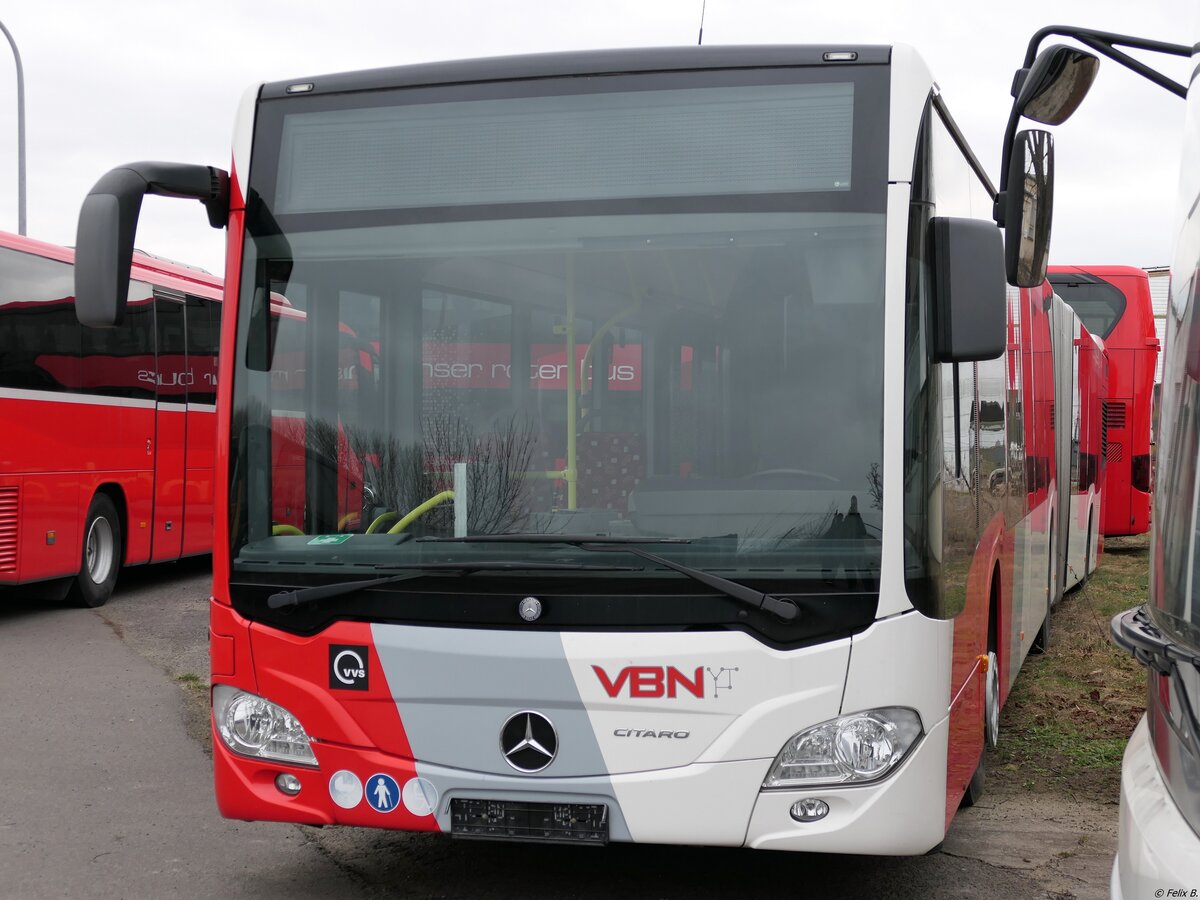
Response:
[229, 66, 889, 596]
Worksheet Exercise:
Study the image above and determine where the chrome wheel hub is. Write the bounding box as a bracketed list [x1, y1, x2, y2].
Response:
[85, 517, 114, 584]
[985, 650, 1000, 748]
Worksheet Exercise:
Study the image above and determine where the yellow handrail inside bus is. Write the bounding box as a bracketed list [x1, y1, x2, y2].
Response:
[387, 490, 455, 534]
[366, 511, 399, 534]
[272, 524, 304, 536]
[565, 254, 577, 510]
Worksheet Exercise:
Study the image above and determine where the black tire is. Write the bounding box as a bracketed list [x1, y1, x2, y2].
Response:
[1031, 528, 1053, 654]
[961, 752, 986, 808]
[1080, 513, 1094, 589]
[963, 595, 999, 809]
[69, 494, 121, 608]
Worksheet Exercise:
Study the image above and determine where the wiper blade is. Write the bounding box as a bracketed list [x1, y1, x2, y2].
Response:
[420, 534, 692, 544]
[266, 560, 637, 609]
[431, 534, 798, 621]
[268, 572, 425, 609]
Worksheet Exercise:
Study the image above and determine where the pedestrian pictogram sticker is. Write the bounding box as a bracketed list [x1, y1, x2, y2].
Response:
[365, 773, 400, 813]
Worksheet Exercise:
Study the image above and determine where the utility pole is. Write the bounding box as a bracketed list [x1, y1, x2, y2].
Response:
[0, 20, 25, 235]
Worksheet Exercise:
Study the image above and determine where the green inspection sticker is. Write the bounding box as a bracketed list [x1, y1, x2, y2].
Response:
[308, 534, 353, 546]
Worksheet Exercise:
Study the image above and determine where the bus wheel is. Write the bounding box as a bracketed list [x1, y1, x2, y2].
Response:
[961, 748, 986, 808]
[1081, 513, 1094, 588]
[963, 600, 1000, 809]
[1032, 528, 1053, 654]
[70, 494, 121, 608]
[984, 649, 1000, 748]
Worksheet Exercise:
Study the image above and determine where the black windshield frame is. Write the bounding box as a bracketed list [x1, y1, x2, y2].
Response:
[228, 59, 890, 640]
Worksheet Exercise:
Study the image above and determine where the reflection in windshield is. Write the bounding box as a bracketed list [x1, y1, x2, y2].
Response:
[232, 212, 885, 581]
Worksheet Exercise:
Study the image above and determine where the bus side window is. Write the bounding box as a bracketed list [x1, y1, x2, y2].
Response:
[186, 295, 220, 405]
[0, 247, 81, 392]
[155, 297, 187, 402]
[80, 280, 156, 402]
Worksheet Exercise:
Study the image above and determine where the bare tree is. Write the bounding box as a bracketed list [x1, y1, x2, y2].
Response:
[346, 414, 538, 536]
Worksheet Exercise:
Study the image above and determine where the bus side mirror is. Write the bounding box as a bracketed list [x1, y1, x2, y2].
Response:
[75, 162, 229, 327]
[1004, 130, 1054, 288]
[1014, 44, 1098, 125]
[929, 216, 1006, 363]
[993, 45, 1094, 239]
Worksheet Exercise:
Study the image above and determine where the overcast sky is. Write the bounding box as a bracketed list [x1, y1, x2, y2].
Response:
[0, 1, 1192, 276]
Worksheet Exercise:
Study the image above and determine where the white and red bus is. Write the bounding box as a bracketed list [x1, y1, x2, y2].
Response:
[74, 44, 1103, 854]
[0, 231, 222, 606]
[1049, 265, 1159, 537]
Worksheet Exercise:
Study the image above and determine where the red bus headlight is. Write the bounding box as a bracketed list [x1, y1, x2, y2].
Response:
[213, 685, 318, 767]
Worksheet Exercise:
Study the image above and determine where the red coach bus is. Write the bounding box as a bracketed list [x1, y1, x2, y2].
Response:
[0, 231, 222, 607]
[1047, 266, 1158, 537]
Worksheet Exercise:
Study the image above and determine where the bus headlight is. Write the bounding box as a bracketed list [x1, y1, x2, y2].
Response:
[213, 685, 318, 767]
[763, 707, 923, 789]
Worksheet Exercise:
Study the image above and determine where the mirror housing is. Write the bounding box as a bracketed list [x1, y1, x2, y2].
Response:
[1014, 44, 1099, 125]
[75, 162, 229, 327]
[929, 217, 1006, 363]
[1003, 130, 1054, 287]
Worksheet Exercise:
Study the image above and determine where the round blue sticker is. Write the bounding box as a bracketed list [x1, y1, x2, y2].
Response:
[364, 773, 400, 813]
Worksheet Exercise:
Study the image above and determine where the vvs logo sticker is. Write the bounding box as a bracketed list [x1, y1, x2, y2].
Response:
[329, 645, 370, 691]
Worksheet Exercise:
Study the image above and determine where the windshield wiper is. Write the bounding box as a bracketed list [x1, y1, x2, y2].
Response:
[266, 560, 636, 609]
[429, 534, 799, 621]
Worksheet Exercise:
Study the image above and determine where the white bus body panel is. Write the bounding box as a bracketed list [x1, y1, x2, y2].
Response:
[742, 609, 955, 855]
[887, 45, 934, 184]
[1111, 716, 1200, 898]
[231, 83, 262, 204]
[746, 717, 948, 854]
[558, 630, 851, 774]
[373, 609, 952, 853]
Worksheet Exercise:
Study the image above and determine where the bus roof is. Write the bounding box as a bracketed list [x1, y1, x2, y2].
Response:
[260, 45, 893, 100]
[0, 229, 222, 298]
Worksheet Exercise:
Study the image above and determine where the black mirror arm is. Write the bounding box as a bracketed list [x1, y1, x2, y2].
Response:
[1070, 32, 1189, 99]
[75, 161, 229, 328]
[93, 161, 230, 229]
[996, 27, 1191, 226]
[994, 105, 1022, 225]
[1018, 26, 1190, 79]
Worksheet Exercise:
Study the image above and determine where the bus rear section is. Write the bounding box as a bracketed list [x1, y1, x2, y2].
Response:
[0, 232, 222, 606]
[69, 45, 1096, 854]
[1048, 266, 1157, 537]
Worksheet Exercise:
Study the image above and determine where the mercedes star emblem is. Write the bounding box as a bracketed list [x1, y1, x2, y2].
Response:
[500, 710, 558, 773]
[518, 596, 543, 622]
